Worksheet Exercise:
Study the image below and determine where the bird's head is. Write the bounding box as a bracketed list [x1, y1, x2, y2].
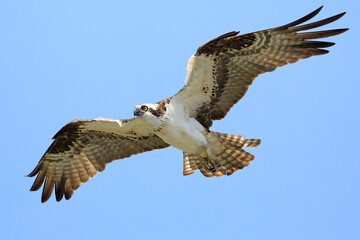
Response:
[133, 103, 160, 118]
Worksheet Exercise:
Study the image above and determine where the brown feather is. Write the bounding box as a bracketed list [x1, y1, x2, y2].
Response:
[28, 118, 170, 202]
[177, 7, 348, 125]
[275, 6, 323, 29]
[183, 132, 260, 177]
[286, 12, 346, 32]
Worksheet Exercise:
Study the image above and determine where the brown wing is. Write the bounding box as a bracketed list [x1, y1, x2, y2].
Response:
[27, 118, 169, 203]
[171, 6, 348, 128]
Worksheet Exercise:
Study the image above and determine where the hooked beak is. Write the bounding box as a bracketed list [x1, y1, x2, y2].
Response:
[133, 107, 144, 116]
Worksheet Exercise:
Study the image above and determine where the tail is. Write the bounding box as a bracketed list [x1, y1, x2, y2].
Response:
[183, 132, 261, 177]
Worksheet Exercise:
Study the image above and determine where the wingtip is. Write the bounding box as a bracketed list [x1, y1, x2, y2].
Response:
[315, 5, 324, 14]
[338, 11, 347, 17]
[306, 6, 323, 19]
[306, 6, 323, 18]
[26, 164, 40, 177]
[41, 196, 51, 203]
[331, 11, 347, 22]
[336, 28, 350, 35]
[275, 6, 323, 30]
[41, 190, 52, 203]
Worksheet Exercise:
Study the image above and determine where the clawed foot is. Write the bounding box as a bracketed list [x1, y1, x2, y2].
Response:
[199, 156, 221, 172]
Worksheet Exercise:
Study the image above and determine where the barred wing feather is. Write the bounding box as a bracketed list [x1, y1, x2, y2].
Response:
[28, 118, 169, 202]
[172, 6, 347, 128]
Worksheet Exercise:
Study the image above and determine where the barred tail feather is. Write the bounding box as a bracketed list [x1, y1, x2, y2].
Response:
[183, 132, 261, 177]
[217, 148, 255, 176]
[183, 152, 197, 176]
[213, 132, 261, 148]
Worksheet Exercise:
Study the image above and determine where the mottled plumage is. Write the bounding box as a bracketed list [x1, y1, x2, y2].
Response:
[28, 118, 169, 202]
[28, 7, 348, 202]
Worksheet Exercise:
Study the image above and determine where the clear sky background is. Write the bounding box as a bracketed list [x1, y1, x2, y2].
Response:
[1, 1, 359, 239]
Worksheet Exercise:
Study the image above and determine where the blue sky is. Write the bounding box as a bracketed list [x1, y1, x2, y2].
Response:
[1, 0, 359, 239]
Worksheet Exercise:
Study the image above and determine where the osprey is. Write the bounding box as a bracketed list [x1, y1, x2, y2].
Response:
[28, 7, 348, 202]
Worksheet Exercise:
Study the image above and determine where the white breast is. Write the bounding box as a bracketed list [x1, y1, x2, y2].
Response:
[156, 102, 208, 155]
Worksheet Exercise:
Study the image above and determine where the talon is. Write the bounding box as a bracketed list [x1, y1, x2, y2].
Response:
[198, 155, 221, 173]
[210, 157, 222, 168]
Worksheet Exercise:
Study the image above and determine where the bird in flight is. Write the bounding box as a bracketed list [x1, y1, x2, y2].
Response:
[28, 6, 348, 202]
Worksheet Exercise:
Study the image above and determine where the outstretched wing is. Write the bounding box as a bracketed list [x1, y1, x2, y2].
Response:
[28, 118, 169, 202]
[171, 6, 348, 128]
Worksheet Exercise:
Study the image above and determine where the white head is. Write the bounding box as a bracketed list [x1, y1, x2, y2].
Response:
[133, 103, 159, 117]
[133, 103, 166, 128]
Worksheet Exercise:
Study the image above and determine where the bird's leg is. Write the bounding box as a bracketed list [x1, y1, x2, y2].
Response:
[211, 155, 222, 168]
[197, 155, 212, 171]
[198, 155, 219, 173]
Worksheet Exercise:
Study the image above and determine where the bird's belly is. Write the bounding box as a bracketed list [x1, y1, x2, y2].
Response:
[156, 121, 207, 154]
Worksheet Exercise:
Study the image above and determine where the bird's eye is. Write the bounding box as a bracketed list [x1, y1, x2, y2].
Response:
[141, 106, 148, 111]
